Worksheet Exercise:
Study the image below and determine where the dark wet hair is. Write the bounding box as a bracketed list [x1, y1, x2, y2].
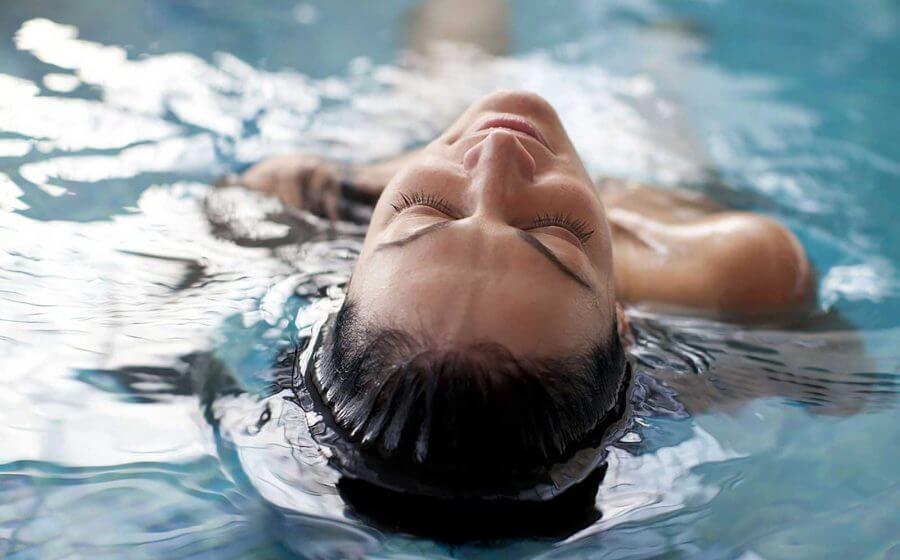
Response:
[311, 301, 629, 497]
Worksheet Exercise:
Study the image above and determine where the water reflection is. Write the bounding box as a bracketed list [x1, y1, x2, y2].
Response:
[1, 2, 899, 558]
[630, 312, 898, 415]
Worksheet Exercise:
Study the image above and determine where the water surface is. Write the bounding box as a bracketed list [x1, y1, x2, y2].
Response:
[1, 1, 899, 558]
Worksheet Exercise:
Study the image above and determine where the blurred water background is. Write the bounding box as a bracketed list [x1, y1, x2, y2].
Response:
[0, 1, 898, 558]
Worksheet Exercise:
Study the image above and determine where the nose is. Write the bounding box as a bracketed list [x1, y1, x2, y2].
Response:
[463, 130, 536, 217]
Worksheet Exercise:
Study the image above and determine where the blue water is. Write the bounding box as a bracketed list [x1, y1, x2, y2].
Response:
[1, 1, 898, 558]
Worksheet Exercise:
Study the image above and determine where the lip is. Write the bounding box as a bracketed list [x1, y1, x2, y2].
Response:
[475, 115, 552, 152]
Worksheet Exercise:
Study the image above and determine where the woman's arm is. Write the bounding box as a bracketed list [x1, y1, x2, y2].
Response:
[231, 0, 510, 220]
[236, 153, 814, 318]
[227, 151, 414, 222]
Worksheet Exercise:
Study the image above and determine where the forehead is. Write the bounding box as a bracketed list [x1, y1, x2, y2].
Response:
[351, 227, 608, 356]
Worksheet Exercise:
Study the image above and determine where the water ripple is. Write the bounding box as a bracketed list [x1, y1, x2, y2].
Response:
[0, 1, 898, 558]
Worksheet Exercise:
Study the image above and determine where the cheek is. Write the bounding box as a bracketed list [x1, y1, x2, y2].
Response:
[438, 101, 489, 142]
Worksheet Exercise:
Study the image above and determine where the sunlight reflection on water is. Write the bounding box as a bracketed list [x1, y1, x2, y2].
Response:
[1, 2, 899, 558]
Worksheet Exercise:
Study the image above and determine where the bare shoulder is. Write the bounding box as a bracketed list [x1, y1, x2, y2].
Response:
[697, 212, 814, 316]
[603, 177, 816, 319]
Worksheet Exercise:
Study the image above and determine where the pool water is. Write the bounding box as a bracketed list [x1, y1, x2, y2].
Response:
[1, 1, 899, 558]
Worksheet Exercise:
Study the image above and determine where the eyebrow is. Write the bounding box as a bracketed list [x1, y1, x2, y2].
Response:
[516, 231, 593, 290]
[376, 221, 453, 249]
[375, 222, 593, 290]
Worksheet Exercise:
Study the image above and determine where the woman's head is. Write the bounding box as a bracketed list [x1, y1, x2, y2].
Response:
[314, 90, 628, 496]
[353, 90, 620, 356]
[315, 302, 627, 497]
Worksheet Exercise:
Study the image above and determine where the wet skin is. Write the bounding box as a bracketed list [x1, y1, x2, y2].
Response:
[348, 91, 622, 356]
[241, 89, 814, 350]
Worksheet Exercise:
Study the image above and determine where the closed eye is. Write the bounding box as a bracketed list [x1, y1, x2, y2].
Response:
[391, 191, 462, 219]
[529, 213, 594, 245]
[391, 191, 594, 246]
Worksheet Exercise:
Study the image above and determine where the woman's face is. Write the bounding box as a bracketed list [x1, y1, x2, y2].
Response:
[349, 90, 617, 356]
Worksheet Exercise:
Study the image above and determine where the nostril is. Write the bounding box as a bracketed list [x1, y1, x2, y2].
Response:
[463, 130, 536, 180]
[517, 141, 537, 180]
[463, 143, 482, 173]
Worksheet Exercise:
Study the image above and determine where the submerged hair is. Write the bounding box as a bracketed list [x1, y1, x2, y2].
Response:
[313, 302, 628, 488]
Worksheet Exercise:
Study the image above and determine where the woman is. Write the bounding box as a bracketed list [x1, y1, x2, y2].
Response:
[228, 89, 814, 502]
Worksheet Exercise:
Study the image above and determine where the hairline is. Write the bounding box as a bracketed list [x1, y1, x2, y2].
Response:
[339, 296, 618, 359]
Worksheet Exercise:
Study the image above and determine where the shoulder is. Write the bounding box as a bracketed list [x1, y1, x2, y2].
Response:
[700, 212, 814, 316]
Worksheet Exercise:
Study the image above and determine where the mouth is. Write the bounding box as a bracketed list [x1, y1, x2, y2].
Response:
[475, 115, 552, 153]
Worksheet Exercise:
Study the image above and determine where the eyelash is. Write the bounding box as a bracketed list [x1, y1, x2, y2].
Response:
[531, 213, 595, 244]
[391, 191, 595, 244]
[391, 191, 459, 217]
